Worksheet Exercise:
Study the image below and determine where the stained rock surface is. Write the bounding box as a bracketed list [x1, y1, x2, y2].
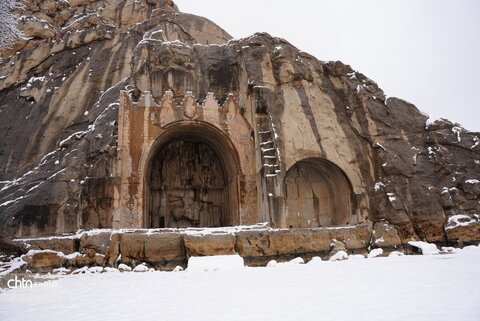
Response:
[0, 0, 479, 248]
[9, 224, 375, 272]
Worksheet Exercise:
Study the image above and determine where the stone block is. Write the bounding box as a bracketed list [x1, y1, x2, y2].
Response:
[79, 231, 112, 255]
[268, 229, 331, 255]
[355, 223, 374, 246]
[106, 233, 121, 265]
[20, 237, 78, 254]
[235, 230, 271, 257]
[330, 224, 372, 250]
[28, 251, 65, 272]
[119, 233, 148, 262]
[144, 232, 185, 263]
[184, 233, 235, 257]
[73, 253, 106, 267]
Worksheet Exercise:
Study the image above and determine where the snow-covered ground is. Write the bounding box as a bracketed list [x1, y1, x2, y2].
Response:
[1, 246, 479, 321]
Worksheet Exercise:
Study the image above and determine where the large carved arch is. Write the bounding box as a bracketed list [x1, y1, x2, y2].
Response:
[113, 90, 258, 229]
[283, 158, 354, 228]
[143, 122, 242, 228]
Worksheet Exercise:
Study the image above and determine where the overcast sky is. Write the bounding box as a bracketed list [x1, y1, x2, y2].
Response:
[178, 0, 480, 132]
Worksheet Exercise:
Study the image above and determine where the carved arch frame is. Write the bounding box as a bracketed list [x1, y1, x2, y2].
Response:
[142, 120, 243, 228]
[281, 157, 356, 227]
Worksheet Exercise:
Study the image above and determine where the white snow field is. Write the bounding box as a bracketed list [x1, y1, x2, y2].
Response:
[1, 246, 479, 321]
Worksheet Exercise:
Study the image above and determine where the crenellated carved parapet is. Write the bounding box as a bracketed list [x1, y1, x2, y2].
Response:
[120, 90, 246, 132]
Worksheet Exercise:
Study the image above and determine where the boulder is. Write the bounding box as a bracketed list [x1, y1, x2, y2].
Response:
[329, 239, 346, 253]
[118, 263, 132, 272]
[26, 250, 65, 272]
[463, 179, 480, 199]
[446, 214, 480, 243]
[329, 250, 348, 261]
[18, 17, 56, 39]
[372, 222, 402, 248]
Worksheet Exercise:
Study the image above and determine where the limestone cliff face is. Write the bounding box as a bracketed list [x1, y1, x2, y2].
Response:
[0, 0, 231, 236]
[0, 0, 479, 245]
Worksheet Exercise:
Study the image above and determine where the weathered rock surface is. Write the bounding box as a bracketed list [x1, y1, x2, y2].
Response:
[16, 237, 78, 254]
[234, 225, 371, 258]
[22, 250, 65, 272]
[6, 225, 383, 272]
[184, 233, 235, 257]
[0, 0, 479, 246]
[0, 237, 26, 257]
[331, 224, 372, 250]
[79, 231, 111, 254]
[445, 214, 480, 244]
[268, 230, 335, 256]
[235, 230, 272, 258]
[68, 250, 105, 267]
[105, 232, 121, 265]
[119, 233, 147, 263]
[0, 0, 231, 239]
[372, 222, 402, 248]
[144, 232, 185, 267]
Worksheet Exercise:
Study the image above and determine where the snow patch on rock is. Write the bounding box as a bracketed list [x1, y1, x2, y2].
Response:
[408, 241, 439, 255]
[133, 263, 150, 272]
[329, 251, 348, 261]
[118, 264, 132, 272]
[367, 248, 383, 258]
[388, 251, 405, 257]
[446, 214, 479, 230]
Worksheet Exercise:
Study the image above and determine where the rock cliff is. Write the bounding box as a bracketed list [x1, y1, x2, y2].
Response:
[0, 0, 479, 247]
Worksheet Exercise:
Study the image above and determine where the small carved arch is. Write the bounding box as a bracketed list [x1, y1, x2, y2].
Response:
[283, 158, 354, 228]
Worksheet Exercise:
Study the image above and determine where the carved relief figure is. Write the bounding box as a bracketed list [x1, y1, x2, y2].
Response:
[149, 140, 226, 228]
